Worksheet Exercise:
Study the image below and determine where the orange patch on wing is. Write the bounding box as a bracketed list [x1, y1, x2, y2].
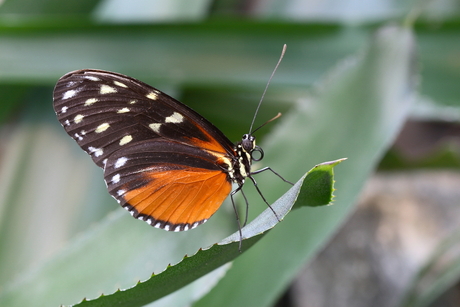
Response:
[122, 167, 231, 227]
[187, 125, 229, 155]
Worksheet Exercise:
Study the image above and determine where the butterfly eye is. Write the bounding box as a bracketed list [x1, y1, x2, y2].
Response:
[251, 146, 264, 161]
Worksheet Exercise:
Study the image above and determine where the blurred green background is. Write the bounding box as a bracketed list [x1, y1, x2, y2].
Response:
[0, 0, 459, 307]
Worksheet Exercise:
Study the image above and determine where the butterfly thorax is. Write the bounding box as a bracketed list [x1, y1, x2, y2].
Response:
[229, 133, 262, 186]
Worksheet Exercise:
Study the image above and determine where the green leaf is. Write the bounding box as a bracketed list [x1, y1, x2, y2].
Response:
[0, 84, 30, 124]
[0, 0, 99, 15]
[0, 21, 363, 87]
[416, 21, 460, 108]
[293, 159, 344, 209]
[194, 24, 416, 307]
[0, 159, 343, 307]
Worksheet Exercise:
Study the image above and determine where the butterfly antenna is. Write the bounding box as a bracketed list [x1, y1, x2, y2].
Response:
[249, 44, 287, 134]
[251, 112, 282, 135]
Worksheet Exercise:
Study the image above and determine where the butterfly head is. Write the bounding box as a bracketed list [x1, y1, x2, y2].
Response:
[231, 134, 264, 184]
[241, 134, 255, 152]
[241, 134, 264, 162]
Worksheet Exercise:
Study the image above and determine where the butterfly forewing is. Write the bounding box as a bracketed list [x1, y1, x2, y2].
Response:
[53, 69, 236, 231]
[53, 69, 234, 167]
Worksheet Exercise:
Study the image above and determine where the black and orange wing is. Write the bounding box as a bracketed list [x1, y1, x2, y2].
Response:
[53, 69, 236, 230]
[104, 140, 232, 230]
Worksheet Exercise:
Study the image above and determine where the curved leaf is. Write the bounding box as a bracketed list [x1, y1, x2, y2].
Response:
[194, 24, 416, 307]
[0, 159, 343, 307]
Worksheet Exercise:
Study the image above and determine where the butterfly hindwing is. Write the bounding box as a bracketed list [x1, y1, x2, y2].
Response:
[104, 139, 232, 231]
[53, 69, 237, 230]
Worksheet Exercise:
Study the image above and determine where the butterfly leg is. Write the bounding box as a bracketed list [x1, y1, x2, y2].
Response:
[250, 166, 294, 185]
[231, 185, 245, 252]
[247, 175, 281, 222]
[239, 188, 250, 227]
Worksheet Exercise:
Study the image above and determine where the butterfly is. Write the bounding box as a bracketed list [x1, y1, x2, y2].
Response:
[52, 47, 290, 248]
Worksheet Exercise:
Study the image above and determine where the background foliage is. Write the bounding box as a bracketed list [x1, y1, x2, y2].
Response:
[0, 0, 459, 306]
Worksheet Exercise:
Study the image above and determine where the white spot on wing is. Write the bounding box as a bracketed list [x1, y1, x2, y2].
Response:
[64, 120, 70, 126]
[119, 135, 133, 146]
[113, 80, 128, 88]
[117, 189, 126, 196]
[74, 114, 84, 123]
[95, 149, 103, 157]
[149, 123, 161, 133]
[88, 146, 103, 157]
[84, 98, 98, 106]
[115, 157, 128, 168]
[146, 92, 158, 100]
[165, 112, 184, 124]
[191, 221, 203, 229]
[117, 107, 130, 113]
[84, 75, 100, 81]
[63, 89, 78, 100]
[61, 106, 68, 113]
[100, 84, 117, 95]
[112, 174, 120, 183]
[164, 225, 171, 231]
[74, 133, 83, 141]
[95, 123, 110, 133]
[129, 100, 136, 104]
[174, 225, 181, 232]
[154, 222, 162, 229]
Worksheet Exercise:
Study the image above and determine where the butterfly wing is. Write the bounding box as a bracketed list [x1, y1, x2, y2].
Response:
[104, 139, 232, 230]
[53, 69, 235, 167]
[53, 69, 236, 230]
